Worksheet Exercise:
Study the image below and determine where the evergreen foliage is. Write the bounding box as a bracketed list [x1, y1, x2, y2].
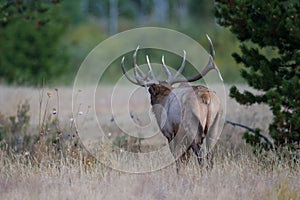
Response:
[215, 0, 300, 150]
[0, 0, 69, 85]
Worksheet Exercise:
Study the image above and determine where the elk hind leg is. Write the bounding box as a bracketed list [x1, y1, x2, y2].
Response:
[206, 110, 223, 169]
[192, 142, 204, 169]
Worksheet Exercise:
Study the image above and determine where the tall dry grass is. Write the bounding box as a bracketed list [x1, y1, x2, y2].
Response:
[1, 144, 299, 200]
[0, 84, 299, 200]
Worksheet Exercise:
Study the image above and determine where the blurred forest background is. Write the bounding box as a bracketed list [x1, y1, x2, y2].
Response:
[0, 0, 243, 85]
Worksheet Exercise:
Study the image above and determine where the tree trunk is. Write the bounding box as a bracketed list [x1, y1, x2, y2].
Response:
[177, 0, 188, 27]
[80, 0, 89, 16]
[152, 0, 169, 24]
[109, 0, 118, 35]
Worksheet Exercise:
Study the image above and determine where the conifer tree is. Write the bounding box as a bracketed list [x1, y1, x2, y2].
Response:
[215, 0, 300, 150]
[0, 0, 68, 85]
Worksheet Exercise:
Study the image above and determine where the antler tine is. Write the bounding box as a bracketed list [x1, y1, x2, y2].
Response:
[206, 34, 215, 59]
[162, 55, 172, 81]
[146, 55, 157, 81]
[133, 46, 146, 78]
[121, 57, 141, 85]
[214, 62, 223, 81]
[132, 46, 150, 84]
[205, 34, 223, 81]
[134, 64, 148, 82]
[174, 50, 186, 79]
[119, 46, 146, 86]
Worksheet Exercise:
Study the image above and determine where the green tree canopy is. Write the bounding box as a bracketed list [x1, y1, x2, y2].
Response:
[215, 0, 300, 150]
[0, 0, 69, 85]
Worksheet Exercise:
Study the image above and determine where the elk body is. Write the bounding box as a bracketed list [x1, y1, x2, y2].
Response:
[121, 35, 223, 171]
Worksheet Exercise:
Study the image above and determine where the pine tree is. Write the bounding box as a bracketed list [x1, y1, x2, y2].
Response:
[0, 0, 69, 85]
[215, 0, 300, 150]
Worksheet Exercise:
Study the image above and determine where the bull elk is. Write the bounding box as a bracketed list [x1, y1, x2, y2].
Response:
[121, 35, 223, 172]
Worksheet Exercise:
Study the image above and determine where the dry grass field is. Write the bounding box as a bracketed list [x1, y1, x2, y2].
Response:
[0, 84, 299, 200]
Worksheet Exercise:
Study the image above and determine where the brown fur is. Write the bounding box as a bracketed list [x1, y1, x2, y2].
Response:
[148, 82, 222, 171]
[148, 83, 172, 105]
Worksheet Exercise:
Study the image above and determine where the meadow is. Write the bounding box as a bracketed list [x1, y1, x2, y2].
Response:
[0, 84, 299, 200]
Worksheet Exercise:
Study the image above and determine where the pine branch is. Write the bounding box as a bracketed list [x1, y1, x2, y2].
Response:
[226, 120, 274, 149]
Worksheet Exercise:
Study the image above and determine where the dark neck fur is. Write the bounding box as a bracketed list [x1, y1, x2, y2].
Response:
[148, 84, 172, 106]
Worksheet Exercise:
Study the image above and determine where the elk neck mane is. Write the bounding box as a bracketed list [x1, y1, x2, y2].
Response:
[148, 83, 172, 106]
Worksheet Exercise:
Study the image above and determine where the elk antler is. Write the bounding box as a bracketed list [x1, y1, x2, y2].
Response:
[121, 35, 223, 86]
[121, 46, 158, 86]
[161, 50, 187, 83]
[189, 35, 223, 81]
[167, 35, 223, 85]
[164, 35, 223, 85]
